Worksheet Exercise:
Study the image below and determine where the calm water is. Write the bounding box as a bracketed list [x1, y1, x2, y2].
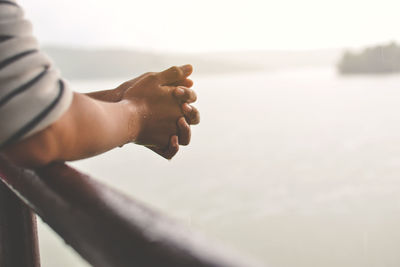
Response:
[38, 68, 400, 267]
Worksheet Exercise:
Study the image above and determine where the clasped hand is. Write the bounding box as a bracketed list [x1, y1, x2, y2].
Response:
[117, 65, 199, 159]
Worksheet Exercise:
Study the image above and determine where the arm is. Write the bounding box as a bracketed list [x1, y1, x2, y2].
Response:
[85, 88, 125, 103]
[3, 93, 136, 167]
[0, 2, 199, 167]
[3, 66, 199, 168]
[85, 66, 194, 103]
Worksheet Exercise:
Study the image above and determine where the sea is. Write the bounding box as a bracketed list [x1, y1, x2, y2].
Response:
[37, 67, 400, 267]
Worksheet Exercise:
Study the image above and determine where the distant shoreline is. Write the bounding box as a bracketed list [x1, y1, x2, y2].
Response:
[44, 46, 340, 80]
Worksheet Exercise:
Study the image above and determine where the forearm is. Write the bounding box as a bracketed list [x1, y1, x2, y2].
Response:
[3, 65, 198, 167]
[85, 88, 123, 103]
[3, 92, 136, 168]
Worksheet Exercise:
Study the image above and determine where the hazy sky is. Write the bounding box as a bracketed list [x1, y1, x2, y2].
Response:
[18, 0, 400, 52]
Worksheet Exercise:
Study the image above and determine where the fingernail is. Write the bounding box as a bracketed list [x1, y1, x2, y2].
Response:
[181, 64, 192, 75]
[178, 116, 187, 126]
[183, 103, 192, 112]
[172, 135, 179, 144]
[173, 143, 179, 151]
[176, 87, 185, 95]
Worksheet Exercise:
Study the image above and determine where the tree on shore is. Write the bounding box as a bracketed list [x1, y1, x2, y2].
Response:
[338, 42, 400, 74]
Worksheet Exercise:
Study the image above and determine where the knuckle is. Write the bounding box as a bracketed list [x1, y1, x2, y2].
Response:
[180, 88, 190, 100]
[183, 122, 191, 133]
[180, 136, 190, 146]
[190, 106, 198, 115]
[170, 66, 183, 78]
[169, 66, 179, 73]
[168, 147, 178, 159]
[180, 88, 194, 102]
[190, 90, 197, 102]
[179, 117, 189, 128]
[178, 119, 191, 143]
[145, 72, 158, 82]
[181, 140, 190, 146]
[192, 111, 200, 124]
[144, 72, 156, 78]
[174, 86, 184, 97]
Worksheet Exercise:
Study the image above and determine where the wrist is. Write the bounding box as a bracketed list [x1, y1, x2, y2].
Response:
[113, 86, 125, 102]
[120, 99, 141, 145]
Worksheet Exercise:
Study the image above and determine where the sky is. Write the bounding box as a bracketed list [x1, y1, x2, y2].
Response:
[18, 0, 400, 53]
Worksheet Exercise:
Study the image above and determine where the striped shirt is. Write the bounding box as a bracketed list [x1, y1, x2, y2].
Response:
[0, 0, 73, 148]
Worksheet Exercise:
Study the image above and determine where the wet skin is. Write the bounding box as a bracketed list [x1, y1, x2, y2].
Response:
[3, 65, 200, 167]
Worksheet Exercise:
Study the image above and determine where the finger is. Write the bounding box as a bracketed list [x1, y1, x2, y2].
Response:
[173, 86, 197, 103]
[146, 136, 179, 160]
[112, 72, 150, 101]
[180, 64, 193, 76]
[127, 72, 148, 84]
[170, 78, 194, 88]
[163, 135, 179, 159]
[182, 103, 200, 125]
[158, 65, 193, 85]
[177, 117, 191, 146]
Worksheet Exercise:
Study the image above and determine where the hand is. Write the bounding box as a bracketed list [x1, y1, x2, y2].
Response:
[84, 65, 193, 103]
[121, 66, 199, 159]
[86, 65, 200, 159]
[3, 65, 200, 167]
[117, 65, 199, 132]
[117, 68, 194, 97]
[117, 67, 199, 126]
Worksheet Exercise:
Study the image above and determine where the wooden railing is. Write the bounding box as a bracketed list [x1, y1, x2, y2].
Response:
[0, 155, 263, 267]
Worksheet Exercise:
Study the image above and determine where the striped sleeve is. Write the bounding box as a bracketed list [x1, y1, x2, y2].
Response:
[0, 0, 73, 148]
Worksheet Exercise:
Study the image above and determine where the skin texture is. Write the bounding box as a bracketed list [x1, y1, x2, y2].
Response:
[3, 65, 200, 168]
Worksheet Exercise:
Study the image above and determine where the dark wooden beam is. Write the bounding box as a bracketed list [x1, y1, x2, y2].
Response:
[0, 177, 40, 267]
[0, 155, 262, 267]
